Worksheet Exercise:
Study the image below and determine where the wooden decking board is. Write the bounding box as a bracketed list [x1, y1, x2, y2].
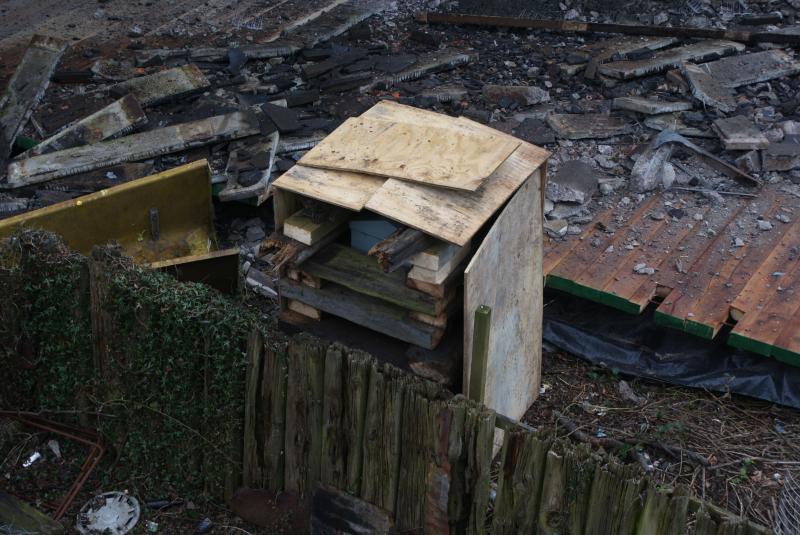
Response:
[573, 197, 673, 292]
[729, 215, 800, 320]
[543, 185, 800, 362]
[542, 211, 608, 275]
[602, 203, 714, 312]
[683, 196, 792, 338]
[773, 307, 800, 365]
[548, 196, 659, 283]
[728, 259, 800, 358]
[655, 191, 783, 339]
[643, 199, 746, 299]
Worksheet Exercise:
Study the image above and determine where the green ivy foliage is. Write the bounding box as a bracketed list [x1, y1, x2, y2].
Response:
[0, 231, 269, 499]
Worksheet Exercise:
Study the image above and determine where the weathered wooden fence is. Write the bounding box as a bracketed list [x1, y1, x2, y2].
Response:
[243, 333, 770, 534]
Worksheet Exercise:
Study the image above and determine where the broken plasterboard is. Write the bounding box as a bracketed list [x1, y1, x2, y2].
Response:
[546, 113, 634, 140]
[712, 116, 769, 150]
[680, 62, 737, 113]
[299, 116, 520, 191]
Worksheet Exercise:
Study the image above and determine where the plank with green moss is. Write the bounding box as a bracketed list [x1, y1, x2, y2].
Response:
[303, 243, 442, 315]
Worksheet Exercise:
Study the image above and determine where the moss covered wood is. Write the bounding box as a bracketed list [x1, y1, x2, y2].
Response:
[0, 231, 258, 499]
[261, 341, 288, 492]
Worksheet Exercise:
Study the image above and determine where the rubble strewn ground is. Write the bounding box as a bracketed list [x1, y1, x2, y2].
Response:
[0, 0, 799, 530]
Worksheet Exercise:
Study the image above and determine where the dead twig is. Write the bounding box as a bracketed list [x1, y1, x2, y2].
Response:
[555, 411, 710, 471]
[554, 410, 654, 472]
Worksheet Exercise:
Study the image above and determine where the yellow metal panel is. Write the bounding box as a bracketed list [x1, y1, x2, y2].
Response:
[0, 160, 216, 263]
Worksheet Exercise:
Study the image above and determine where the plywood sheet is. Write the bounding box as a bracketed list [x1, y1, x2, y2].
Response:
[271, 164, 384, 212]
[365, 146, 545, 246]
[463, 175, 542, 420]
[299, 116, 520, 191]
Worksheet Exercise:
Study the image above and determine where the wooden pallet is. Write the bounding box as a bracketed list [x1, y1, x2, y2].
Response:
[543, 185, 800, 365]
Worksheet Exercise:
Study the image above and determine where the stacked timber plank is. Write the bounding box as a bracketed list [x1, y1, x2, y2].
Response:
[271, 100, 549, 351]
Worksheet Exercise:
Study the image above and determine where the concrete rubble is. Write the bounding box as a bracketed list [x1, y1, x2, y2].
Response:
[0, 0, 796, 302]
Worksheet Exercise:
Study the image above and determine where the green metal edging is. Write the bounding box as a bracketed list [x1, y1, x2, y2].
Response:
[652, 310, 715, 340]
[774, 347, 800, 367]
[545, 275, 643, 315]
[727, 332, 773, 358]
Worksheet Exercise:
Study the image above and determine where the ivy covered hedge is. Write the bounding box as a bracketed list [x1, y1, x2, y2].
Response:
[0, 231, 271, 499]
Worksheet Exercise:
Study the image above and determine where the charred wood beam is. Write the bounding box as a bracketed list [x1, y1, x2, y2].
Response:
[368, 227, 435, 273]
[415, 12, 800, 46]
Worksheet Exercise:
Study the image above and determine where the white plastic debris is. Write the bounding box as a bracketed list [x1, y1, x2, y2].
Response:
[22, 451, 41, 468]
[47, 439, 62, 460]
[77, 492, 141, 535]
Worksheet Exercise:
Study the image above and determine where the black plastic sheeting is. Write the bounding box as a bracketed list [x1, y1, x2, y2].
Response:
[542, 290, 800, 409]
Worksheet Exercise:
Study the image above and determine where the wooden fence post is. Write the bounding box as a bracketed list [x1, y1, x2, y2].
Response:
[343, 350, 370, 495]
[284, 335, 326, 497]
[320, 345, 345, 488]
[262, 341, 288, 492]
[361, 363, 405, 512]
[242, 328, 264, 487]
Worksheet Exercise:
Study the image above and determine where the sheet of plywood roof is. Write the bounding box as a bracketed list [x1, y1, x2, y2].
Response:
[272, 101, 549, 245]
[365, 144, 546, 246]
[298, 115, 520, 191]
[464, 175, 542, 421]
[270, 162, 383, 211]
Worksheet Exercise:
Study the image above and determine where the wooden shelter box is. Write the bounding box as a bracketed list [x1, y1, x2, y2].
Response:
[271, 101, 549, 422]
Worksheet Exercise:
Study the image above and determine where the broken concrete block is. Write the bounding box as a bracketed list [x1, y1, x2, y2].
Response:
[513, 118, 555, 145]
[483, 84, 550, 106]
[546, 113, 633, 140]
[612, 96, 692, 115]
[712, 116, 769, 150]
[736, 150, 762, 174]
[631, 142, 673, 193]
[544, 218, 569, 238]
[680, 62, 737, 113]
[598, 40, 744, 79]
[701, 50, 800, 88]
[763, 143, 800, 171]
[546, 160, 598, 204]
